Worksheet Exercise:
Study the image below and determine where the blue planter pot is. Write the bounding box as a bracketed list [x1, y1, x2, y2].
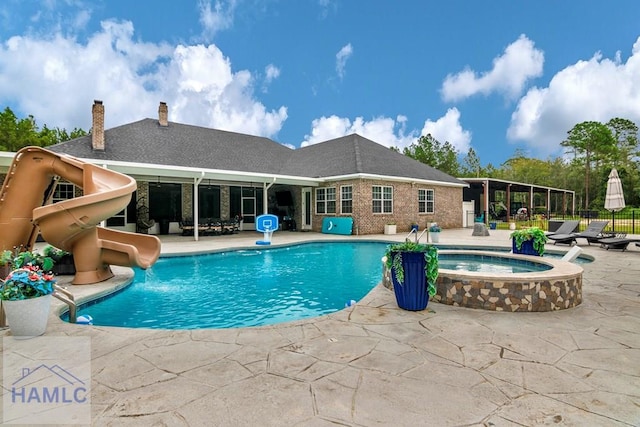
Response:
[512, 238, 540, 256]
[390, 251, 429, 311]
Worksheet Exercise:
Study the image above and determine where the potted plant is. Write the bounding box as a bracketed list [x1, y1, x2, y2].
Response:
[11, 248, 54, 272]
[384, 241, 439, 311]
[510, 226, 548, 256]
[429, 223, 442, 243]
[43, 245, 76, 275]
[0, 249, 12, 279]
[410, 221, 419, 232]
[384, 222, 397, 235]
[0, 265, 56, 337]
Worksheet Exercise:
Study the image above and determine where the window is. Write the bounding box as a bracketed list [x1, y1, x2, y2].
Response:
[418, 189, 435, 214]
[106, 209, 126, 227]
[52, 182, 75, 203]
[372, 185, 393, 213]
[149, 183, 182, 221]
[340, 185, 353, 214]
[315, 187, 336, 214]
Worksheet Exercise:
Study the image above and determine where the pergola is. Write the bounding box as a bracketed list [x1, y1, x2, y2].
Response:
[461, 178, 575, 222]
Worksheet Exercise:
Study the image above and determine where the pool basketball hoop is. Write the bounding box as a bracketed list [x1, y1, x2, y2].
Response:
[256, 214, 279, 245]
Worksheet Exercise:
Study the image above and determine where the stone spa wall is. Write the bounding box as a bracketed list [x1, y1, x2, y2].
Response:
[382, 250, 583, 312]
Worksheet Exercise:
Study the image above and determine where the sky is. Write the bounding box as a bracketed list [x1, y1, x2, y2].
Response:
[0, 1, 639, 167]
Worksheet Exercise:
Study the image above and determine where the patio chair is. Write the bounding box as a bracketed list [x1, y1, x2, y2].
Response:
[545, 220, 579, 236]
[574, 220, 612, 245]
[547, 220, 610, 246]
[596, 236, 640, 251]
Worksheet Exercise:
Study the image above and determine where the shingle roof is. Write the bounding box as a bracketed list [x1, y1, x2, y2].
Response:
[49, 119, 293, 174]
[50, 120, 466, 186]
[280, 134, 465, 185]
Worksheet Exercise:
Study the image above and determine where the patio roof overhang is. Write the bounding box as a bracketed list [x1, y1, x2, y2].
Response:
[0, 151, 322, 187]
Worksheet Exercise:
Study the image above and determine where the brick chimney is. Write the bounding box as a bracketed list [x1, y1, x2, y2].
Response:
[91, 100, 105, 151]
[158, 101, 168, 126]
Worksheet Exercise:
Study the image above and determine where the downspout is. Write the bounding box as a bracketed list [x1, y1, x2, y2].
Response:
[484, 179, 489, 224]
[263, 177, 276, 215]
[193, 172, 204, 241]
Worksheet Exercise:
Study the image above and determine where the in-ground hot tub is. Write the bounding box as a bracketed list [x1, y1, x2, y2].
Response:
[383, 250, 583, 312]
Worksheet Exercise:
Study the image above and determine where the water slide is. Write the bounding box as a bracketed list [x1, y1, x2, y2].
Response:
[0, 146, 161, 284]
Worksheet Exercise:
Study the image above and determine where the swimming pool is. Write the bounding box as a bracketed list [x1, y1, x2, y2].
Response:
[65, 242, 589, 327]
[70, 242, 386, 329]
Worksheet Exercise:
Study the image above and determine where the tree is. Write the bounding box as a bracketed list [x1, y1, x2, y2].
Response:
[560, 121, 616, 209]
[402, 134, 461, 176]
[0, 106, 85, 151]
[606, 118, 640, 207]
[460, 147, 481, 177]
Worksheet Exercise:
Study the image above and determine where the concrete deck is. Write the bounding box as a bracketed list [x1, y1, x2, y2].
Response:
[3, 229, 640, 425]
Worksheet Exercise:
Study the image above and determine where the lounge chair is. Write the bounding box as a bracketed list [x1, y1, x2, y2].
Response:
[596, 236, 640, 251]
[545, 220, 579, 236]
[547, 220, 610, 246]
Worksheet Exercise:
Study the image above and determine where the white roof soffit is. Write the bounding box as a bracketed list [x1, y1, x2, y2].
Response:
[462, 177, 574, 194]
[325, 173, 468, 188]
[84, 158, 322, 186]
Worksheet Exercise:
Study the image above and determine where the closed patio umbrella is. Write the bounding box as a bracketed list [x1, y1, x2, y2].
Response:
[604, 168, 625, 231]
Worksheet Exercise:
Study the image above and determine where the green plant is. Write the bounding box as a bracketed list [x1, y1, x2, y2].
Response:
[0, 250, 12, 266]
[12, 250, 54, 272]
[43, 245, 71, 262]
[384, 241, 439, 297]
[429, 223, 441, 232]
[510, 226, 548, 256]
[0, 265, 56, 301]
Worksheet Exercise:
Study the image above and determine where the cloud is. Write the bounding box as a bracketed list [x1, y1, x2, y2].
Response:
[420, 108, 471, 153]
[0, 19, 287, 137]
[262, 63, 280, 92]
[507, 36, 640, 157]
[198, 0, 238, 40]
[318, 0, 337, 19]
[300, 114, 416, 148]
[441, 34, 544, 102]
[301, 108, 472, 155]
[336, 43, 353, 80]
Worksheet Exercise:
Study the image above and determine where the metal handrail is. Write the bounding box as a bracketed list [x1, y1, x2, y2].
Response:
[405, 229, 430, 243]
[53, 284, 77, 323]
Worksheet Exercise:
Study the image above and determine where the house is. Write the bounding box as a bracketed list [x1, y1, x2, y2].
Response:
[14, 101, 469, 236]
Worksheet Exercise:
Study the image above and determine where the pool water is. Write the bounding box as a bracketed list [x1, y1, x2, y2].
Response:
[71, 242, 386, 329]
[438, 254, 552, 273]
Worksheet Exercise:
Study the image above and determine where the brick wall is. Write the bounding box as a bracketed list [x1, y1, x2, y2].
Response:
[310, 178, 463, 235]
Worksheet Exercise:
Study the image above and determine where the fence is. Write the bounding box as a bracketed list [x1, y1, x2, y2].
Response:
[476, 210, 640, 234]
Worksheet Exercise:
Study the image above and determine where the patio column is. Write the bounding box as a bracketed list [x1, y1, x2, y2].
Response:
[506, 184, 512, 221]
[193, 174, 204, 241]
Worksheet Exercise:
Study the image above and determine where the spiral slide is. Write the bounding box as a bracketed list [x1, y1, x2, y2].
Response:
[0, 146, 161, 284]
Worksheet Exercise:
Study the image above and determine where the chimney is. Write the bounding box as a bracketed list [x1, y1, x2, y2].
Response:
[91, 100, 105, 151]
[158, 101, 168, 126]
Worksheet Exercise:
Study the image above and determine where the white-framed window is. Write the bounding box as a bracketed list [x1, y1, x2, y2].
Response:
[52, 182, 75, 203]
[418, 188, 435, 214]
[106, 209, 126, 227]
[372, 185, 393, 213]
[340, 185, 353, 214]
[315, 187, 336, 214]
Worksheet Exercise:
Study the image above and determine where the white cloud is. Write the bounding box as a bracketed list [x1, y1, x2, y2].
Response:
[301, 109, 472, 154]
[198, 0, 238, 40]
[0, 20, 287, 137]
[336, 43, 353, 80]
[262, 63, 280, 92]
[508, 36, 640, 157]
[420, 108, 471, 153]
[301, 114, 416, 148]
[441, 34, 544, 102]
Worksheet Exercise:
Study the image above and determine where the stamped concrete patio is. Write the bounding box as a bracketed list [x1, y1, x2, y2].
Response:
[3, 228, 640, 426]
